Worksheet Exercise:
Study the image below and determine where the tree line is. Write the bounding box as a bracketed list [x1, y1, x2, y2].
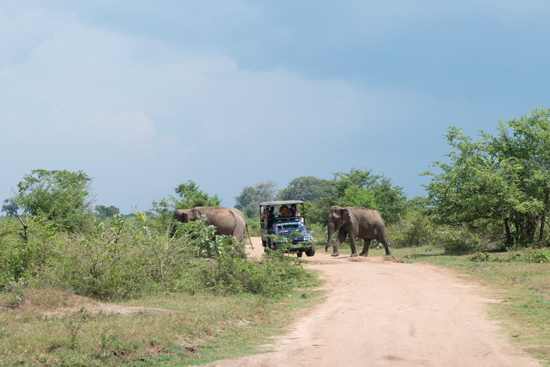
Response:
[2, 107, 550, 248]
[233, 170, 410, 226]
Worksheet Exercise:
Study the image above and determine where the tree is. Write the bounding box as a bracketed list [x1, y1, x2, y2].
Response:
[277, 176, 329, 202]
[235, 181, 278, 218]
[370, 176, 408, 224]
[423, 107, 550, 247]
[150, 180, 222, 222]
[307, 168, 407, 225]
[173, 181, 222, 209]
[95, 205, 120, 218]
[331, 168, 406, 223]
[13, 169, 94, 231]
[1, 199, 19, 217]
[405, 196, 429, 212]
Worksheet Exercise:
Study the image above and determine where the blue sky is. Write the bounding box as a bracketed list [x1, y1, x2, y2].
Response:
[1, 1, 549, 213]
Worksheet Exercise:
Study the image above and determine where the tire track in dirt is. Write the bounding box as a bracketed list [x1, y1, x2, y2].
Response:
[203, 239, 542, 367]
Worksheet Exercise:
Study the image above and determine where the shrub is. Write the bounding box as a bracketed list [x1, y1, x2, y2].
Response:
[1, 212, 314, 300]
[0, 217, 55, 289]
[245, 215, 261, 237]
[524, 248, 550, 263]
[44, 214, 217, 299]
[385, 211, 456, 249]
[470, 251, 491, 262]
[183, 248, 315, 298]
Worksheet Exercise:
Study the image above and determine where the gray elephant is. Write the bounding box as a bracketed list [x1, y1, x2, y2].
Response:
[325, 206, 392, 257]
[172, 207, 253, 257]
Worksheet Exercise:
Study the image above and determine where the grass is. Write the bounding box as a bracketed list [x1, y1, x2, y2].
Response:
[0, 214, 324, 366]
[0, 284, 323, 366]
[359, 244, 550, 364]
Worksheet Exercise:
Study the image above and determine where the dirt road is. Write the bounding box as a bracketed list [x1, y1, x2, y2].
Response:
[207, 238, 542, 367]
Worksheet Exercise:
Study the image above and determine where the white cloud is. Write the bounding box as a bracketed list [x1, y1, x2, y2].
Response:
[1, 16, 382, 143]
[0, 6, 69, 67]
[84, 112, 156, 143]
[0, 2, 519, 210]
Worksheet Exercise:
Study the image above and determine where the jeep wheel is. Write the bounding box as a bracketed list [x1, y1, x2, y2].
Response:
[296, 251, 303, 258]
[305, 245, 316, 257]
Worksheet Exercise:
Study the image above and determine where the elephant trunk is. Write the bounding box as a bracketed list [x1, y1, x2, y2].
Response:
[326, 221, 335, 252]
[169, 221, 177, 238]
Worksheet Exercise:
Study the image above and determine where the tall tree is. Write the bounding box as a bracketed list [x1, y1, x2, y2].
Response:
[278, 176, 329, 202]
[95, 205, 120, 218]
[1, 199, 19, 217]
[173, 181, 222, 209]
[13, 169, 93, 231]
[150, 180, 221, 220]
[235, 181, 278, 218]
[423, 107, 550, 246]
[307, 168, 407, 225]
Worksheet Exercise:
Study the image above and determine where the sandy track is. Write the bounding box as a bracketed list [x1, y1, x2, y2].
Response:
[206, 238, 542, 367]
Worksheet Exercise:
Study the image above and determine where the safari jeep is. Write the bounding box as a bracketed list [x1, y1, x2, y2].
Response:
[259, 200, 315, 257]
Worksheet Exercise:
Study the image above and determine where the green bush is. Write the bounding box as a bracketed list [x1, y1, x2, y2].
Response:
[0, 212, 314, 301]
[470, 251, 491, 262]
[183, 248, 315, 298]
[0, 217, 55, 289]
[387, 212, 432, 248]
[44, 214, 224, 299]
[524, 248, 550, 263]
[468, 249, 550, 263]
[386, 210, 507, 253]
[245, 215, 261, 237]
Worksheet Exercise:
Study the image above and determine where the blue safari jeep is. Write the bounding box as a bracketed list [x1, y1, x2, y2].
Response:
[259, 200, 315, 257]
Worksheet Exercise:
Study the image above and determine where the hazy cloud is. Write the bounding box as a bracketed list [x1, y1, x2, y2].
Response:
[1, 1, 549, 210]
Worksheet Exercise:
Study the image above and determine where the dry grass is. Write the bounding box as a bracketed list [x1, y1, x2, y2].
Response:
[0, 288, 323, 366]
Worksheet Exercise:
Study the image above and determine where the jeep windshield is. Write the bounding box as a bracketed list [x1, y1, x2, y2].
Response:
[276, 222, 306, 236]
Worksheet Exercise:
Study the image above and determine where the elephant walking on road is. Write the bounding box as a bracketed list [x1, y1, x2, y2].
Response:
[172, 207, 253, 257]
[325, 206, 392, 257]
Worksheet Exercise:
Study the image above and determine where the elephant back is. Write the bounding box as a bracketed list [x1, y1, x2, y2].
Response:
[192, 207, 236, 236]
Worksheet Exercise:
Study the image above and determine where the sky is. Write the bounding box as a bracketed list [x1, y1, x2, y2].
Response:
[1, 0, 550, 213]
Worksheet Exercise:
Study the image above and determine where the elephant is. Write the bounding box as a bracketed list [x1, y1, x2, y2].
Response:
[171, 206, 253, 258]
[325, 206, 392, 257]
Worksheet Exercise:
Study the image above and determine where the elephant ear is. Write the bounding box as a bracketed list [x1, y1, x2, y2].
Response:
[181, 211, 189, 222]
[334, 206, 347, 219]
[330, 207, 343, 226]
[342, 208, 353, 227]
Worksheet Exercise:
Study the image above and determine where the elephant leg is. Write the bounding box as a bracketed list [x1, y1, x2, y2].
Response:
[359, 239, 372, 257]
[332, 230, 348, 257]
[349, 234, 359, 257]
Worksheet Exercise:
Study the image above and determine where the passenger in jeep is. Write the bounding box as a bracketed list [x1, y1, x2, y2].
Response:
[290, 204, 304, 222]
[279, 205, 290, 217]
[261, 208, 269, 223]
[267, 207, 275, 232]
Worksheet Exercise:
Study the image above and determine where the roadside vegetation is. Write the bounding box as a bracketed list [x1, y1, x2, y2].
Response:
[2, 107, 550, 365]
[0, 174, 320, 366]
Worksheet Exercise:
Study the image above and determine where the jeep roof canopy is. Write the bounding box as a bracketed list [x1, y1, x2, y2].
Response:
[259, 200, 304, 206]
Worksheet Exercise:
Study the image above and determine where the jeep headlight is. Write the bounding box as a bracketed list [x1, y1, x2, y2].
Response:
[303, 234, 312, 241]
